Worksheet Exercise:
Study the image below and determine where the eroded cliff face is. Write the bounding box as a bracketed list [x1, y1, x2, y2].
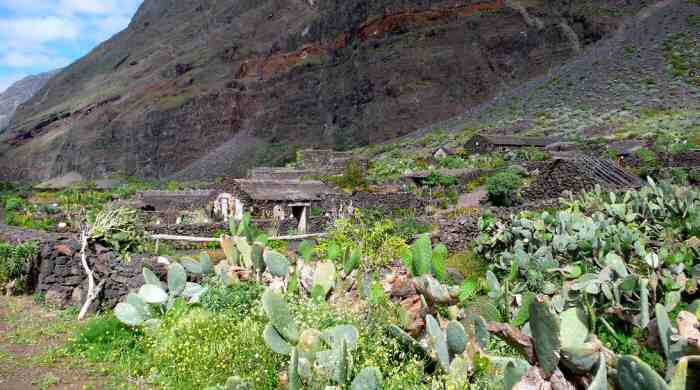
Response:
[0, 70, 59, 132]
[0, 0, 637, 181]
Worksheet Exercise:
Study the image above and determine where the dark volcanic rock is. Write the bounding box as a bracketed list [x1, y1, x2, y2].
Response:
[0, 70, 59, 132]
[0, 0, 636, 181]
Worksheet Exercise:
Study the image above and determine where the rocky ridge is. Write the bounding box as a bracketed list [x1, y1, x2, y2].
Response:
[0, 0, 644, 181]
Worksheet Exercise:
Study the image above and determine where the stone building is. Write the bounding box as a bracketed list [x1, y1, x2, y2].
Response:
[432, 146, 456, 159]
[464, 134, 557, 154]
[223, 179, 340, 233]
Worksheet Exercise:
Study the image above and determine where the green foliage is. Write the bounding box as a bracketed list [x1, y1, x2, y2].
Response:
[3, 196, 57, 230]
[89, 206, 147, 260]
[636, 148, 661, 178]
[663, 33, 700, 87]
[324, 160, 368, 191]
[145, 308, 284, 389]
[436, 155, 467, 169]
[486, 170, 524, 206]
[423, 172, 458, 188]
[403, 235, 449, 281]
[321, 210, 410, 270]
[0, 241, 38, 292]
[200, 279, 264, 316]
[115, 263, 208, 327]
[67, 314, 145, 371]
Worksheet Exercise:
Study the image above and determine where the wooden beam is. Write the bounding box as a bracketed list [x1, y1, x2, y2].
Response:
[150, 232, 328, 243]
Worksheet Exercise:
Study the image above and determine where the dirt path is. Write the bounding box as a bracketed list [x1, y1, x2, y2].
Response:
[0, 296, 127, 390]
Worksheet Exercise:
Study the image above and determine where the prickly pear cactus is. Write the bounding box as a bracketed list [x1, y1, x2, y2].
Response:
[528, 299, 561, 378]
[587, 354, 607, 390]
[298, 329, 323, 358]
[143, 267, 163, 288]
[289, 348, 302, 390]
[350, 367, 383, 390]
[426, 315, 451, 372]
[432, 243, 448, 281]
[559, 307, 588, 350]
[640, 278, 650, 328]
[412, 235, 433, 276]
[446, 321, 467, 355]
[264, 250, 290, 278]
[321, 325, 359, 350]
[313, 262, 336, 296]
[262, 290, 299, 344]
[656, 303, 673, 360]
[504, 361, 528, 390]
[167, 263, 187, 296]
[264, 322, 293, 353]
[616, 355, 669, 390]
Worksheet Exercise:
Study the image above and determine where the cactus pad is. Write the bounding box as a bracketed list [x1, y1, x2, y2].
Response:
[616, 355, 668, 390]
[350, 367, 383, 390]
[446, 321, 467, 355]
[529, 299, 561, 378]
[262, 290, 299, 343]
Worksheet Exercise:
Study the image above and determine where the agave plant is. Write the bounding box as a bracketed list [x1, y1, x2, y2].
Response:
[114, 262, 207, 327]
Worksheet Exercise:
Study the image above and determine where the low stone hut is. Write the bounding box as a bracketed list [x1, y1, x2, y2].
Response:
[223, 179, 340, 233]
[432, 146, 456, 159]
[522, 157, 644, 200]
[464, 134, 557, 154]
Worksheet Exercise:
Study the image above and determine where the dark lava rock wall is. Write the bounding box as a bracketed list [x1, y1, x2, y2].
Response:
[0, 0, 621, 181]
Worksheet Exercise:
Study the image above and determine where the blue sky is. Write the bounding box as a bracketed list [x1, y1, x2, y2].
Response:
[0, 0, 143, 93]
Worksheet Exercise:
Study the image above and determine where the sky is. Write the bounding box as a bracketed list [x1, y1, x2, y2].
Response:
[0, 0, 143, 93]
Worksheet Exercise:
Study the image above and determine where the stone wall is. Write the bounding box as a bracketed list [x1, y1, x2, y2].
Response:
[36, 239, 163, 309]
[0, 225, 162, 310]
[248, 167, 323, 180]
[437, 214, 481, 252]
[321, 191, 425, 215]
[137, 190, 217, 211]
[521, 160, 600, 201]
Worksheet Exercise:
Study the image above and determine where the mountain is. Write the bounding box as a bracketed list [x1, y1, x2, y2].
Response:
[0, 70, 59, 133]
[0, 0, 690, 181]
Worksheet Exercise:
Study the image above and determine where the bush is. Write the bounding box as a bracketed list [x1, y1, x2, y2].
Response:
[200, 279, 264, 317]
[325, 160, 368, 190]
[486, 170, 524, 206]
[145, 308, 284, 389]
[636, 148, 661, 178]
[89, 206, 147, 260]
[0, 241, 38, 292]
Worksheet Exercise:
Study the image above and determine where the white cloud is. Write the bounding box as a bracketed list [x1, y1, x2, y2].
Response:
[1, 52, 50, 67]
[0, 17, 79, 44]
[0, 0, 142, 78]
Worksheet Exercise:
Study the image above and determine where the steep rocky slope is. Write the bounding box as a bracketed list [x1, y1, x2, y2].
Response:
[402, 0, 700, 141]
[0, 70, 59, 132]
[0, 0, 655, 181]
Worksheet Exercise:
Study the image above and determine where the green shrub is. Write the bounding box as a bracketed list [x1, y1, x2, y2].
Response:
[0, 241, 38, 292]
[145, 308, 284, 389]
[89, 206, 147, 260]
[325, 160, 368, 190]
[486, 170, 524, 206]
[423, 172, 458, 188]
[200, 279, 264, 316]
[636, 149, 661, 178]
[436, 155, 467, 169]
